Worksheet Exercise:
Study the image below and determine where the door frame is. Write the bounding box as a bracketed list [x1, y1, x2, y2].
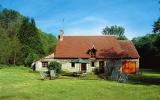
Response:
[81, 63, 87, 72]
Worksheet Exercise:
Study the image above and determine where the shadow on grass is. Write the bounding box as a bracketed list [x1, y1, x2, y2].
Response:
[128, 70, 160, 85]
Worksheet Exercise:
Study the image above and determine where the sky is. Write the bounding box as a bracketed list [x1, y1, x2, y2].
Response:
[0, 0, 160, 39]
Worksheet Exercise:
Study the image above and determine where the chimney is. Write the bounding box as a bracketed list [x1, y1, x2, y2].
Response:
[59, 30, 64, 41]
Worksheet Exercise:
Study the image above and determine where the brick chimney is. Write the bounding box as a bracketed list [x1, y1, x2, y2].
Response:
[59, 30, 64, 41]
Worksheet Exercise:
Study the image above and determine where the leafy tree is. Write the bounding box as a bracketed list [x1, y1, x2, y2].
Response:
[153, 18, 160, 33]
[25, 52, 38, 66]
[48, 61, 62, 74]
[17, 17, 45, 65]
[0, 8, 57, 65]
[102, 25, 127, 40]
[132, 34, 160, 69]
[0, 28, 11, 64]
[40, 31, 57, 54]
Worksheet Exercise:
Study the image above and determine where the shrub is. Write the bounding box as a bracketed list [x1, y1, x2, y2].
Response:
[93, 67, 99, 74]
[61, 71, 73, 76]
[25, 52, 38, 67]
[48, 61, 62, 74]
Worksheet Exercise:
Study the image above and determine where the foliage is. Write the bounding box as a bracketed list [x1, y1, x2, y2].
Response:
[102, 25, 127, 40]
[132, 14, 160, 69]
[61, 70, 73, 76]
[0, 28, 11, 64]
[0, 8, 57, 65]
[40, 32, 57, 54]
[93, 67, 100, 74]
[153, 18, 160, 33]
[24, 52, 38, 66]
[132, 33, 160, 69]
[48, 61, 62, 74]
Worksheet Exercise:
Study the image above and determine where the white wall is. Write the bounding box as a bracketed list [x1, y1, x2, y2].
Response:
[35, 61, 47, 71]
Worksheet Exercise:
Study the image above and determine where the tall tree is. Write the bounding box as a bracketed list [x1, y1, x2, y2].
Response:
[102, 25, 127, 40]
[0, 8, 57, 66]
[0, 28, 11, 64]
[132, 34, 160, 69]
[153, 18, 160, 33]
[17, 17, 47, 66]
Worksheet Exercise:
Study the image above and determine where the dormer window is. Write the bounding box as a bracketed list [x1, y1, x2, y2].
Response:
[90, 45, 97, 58]
[91, 50, 96, 58]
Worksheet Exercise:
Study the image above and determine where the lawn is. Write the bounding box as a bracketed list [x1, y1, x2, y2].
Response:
[0, 65, 160, 100]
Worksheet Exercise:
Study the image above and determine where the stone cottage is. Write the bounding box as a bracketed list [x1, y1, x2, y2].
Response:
[35, 31, 140, 74]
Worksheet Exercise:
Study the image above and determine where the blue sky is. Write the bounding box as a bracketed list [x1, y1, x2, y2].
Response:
[1, 0, 159, 39]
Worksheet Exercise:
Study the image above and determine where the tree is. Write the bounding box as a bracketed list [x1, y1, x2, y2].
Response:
[102, 25, 127, 40]
[153, 18, 160, 33]
[0, 28, 11, 64]
[0, 8, 57, 66]
[9, 36, 21, 65]
[132, 34, 160, 69]
[39, 31, 57, 54]
[25, 52, 38, 66]
[17, 17, 45, 64]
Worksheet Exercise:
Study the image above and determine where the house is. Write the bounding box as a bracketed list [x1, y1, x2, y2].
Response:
[36, 31, 140, 74]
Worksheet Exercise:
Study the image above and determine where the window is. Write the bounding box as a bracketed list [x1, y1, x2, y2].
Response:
[90, 47, 96, 58]
[42, 62, 48, 67]
[71, 62, 75, 67]
[91, 62, 95, 67]
[91, 51, 96, 58]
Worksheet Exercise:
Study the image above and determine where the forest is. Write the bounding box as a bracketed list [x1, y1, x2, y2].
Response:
[0, 8, 57, 66]
[132, 25, 160, 69]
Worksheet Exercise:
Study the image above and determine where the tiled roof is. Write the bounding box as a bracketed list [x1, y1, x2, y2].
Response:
[118, 40, 140, 58]
[54, 36, 140, 59]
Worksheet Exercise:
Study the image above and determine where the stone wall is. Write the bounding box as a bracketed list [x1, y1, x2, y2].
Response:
[35, 58, 139, 73]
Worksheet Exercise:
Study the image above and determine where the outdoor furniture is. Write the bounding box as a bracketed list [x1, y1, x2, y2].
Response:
[49, 70, 56, 80]
[39, 68, 48, 80]
[40, 70, 48, 80]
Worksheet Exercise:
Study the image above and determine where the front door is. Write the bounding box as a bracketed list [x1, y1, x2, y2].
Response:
[81, 63, 87, 72]
[99, 61, 105, 73]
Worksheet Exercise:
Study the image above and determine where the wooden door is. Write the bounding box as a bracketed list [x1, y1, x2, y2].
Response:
[81, 63, 87, 72]
[122, 61, 136, 74]
[99, 61, 105, 73]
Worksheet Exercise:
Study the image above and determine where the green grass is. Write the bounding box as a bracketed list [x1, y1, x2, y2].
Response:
[0, 65, 160, 100]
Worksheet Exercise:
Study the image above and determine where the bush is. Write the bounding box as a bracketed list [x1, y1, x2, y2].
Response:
[93, 67, 99, 74]
[48, 61, 62, 74]
[61, 71, 73, 76]
[25, 52, 38, 67]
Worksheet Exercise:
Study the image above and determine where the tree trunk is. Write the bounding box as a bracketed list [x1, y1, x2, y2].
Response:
[13, 52, 16, 65]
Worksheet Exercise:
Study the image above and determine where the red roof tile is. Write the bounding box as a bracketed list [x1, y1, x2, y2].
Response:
[118, 40, 140, 58]
[54, 36, 140, 59]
